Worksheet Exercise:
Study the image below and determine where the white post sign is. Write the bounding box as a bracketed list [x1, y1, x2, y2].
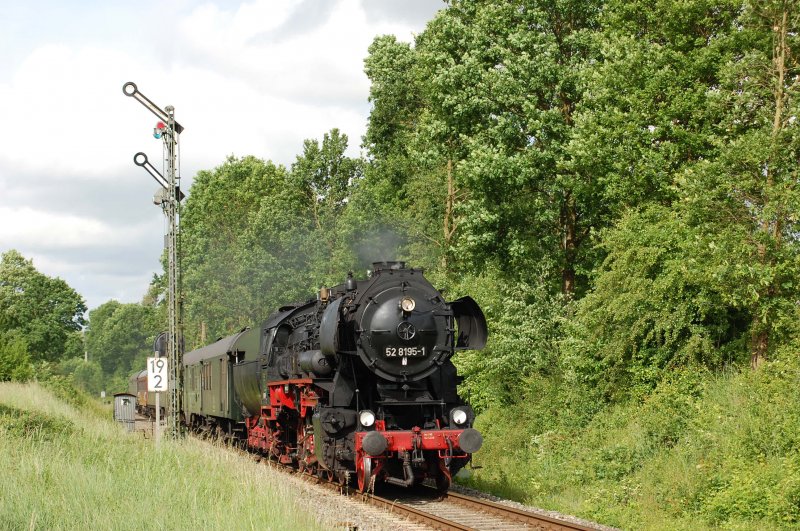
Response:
[147, 357, 168, 392]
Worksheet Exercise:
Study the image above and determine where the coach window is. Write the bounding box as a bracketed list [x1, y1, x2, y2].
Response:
[201, 362, 211, 390]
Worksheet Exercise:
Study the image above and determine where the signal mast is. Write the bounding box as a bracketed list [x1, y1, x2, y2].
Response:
[123, 82, 185, 440]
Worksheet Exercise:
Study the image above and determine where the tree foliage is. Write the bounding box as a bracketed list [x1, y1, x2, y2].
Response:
[56, 357, 104, 395]
[364, 1, 611, 290]
[85, 301, 159, 379]
[178, 134, 364, 346]
[0, 333, 34, 382]
[567, 0, 800, 390]
[565, 206, 752, 399]
[383, 1, 800, 407]
[150, 0, 800, 399]
[447, 269, 568, 411]
[690, 0, 800, 366]
[0, 250, 86, 363]
[290, 128, 365, 281]
[179, 156, 309, 342]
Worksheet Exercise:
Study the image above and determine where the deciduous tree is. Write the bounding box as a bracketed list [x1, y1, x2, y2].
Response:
[85, 301, 159, 377]
[0, 250, 86, 362]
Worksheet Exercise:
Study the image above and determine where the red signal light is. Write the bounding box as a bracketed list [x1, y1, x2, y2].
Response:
[153, 121, 167, 139]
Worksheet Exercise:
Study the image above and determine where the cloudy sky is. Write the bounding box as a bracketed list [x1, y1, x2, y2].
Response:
[0, 0, 443, 312]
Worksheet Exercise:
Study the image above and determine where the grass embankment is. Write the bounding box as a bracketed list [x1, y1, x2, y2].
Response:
[461, 359, 800, 530]
[0, 382, 321, 530]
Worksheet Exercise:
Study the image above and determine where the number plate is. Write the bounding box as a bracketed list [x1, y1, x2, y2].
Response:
[384, 346, 427, 357]
[147, 357, 169, 392]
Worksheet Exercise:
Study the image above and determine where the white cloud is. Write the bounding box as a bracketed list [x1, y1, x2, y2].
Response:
[0, 0, 422, 178]
[0, 206, 149, 250]
[0, 44, 153, 177]
[175, 0, 415, 105]
[23, 251, 156, 309]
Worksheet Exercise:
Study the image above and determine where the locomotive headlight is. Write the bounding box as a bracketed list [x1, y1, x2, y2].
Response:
[359, 410, 376, 428]
[452, 408, 468, 425]
[400, 297, 416, 313]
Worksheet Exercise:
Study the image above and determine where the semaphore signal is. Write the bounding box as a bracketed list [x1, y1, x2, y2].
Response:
[123, 81, 185, 442]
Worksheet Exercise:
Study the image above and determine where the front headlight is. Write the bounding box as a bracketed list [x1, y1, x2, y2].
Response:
[452, 408, 468, 425]
[359, 410, 376, 427]
[400, 296, 416, 312]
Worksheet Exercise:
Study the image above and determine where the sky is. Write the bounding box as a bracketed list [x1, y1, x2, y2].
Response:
[0, 0, 443, 312]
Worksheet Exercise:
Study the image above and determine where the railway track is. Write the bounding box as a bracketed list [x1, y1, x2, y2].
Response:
[245, 441, 606, 530]
[134, 416, 605, 530]
[362, 488, 600, 531]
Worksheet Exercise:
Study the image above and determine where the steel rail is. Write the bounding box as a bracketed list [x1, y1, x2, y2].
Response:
[367, 494, 473, 530]
[444, 490, 598, 530]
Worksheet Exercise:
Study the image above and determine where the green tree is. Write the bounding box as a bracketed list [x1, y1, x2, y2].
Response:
[447, 268, 567, 410]
[682, 0, 800, 367]
[0, 250, 86, 362]
[416, 0, 602, 291]
[566, 206, 750, 399]
[57, 357, 104, 395]
[85, 301, 159, 378]
[362, 35, 441, 270]
[363, 1, 609, 290]
[566, 0, 800, 395]
[568, 0, 741, 218]
[84, 300, 121, 359]
[181, 156, 293, 341]
[290, 128, 364, 281]
[0, 332, 34, 382]
[180, 155, 325, 343]
[363, 35, 423, 181]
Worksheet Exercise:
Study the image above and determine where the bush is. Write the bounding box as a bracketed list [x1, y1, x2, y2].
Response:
[441, 268, 567, 412]
[462, 356, 800, 529]
[0, 403, 75, 441]
[57, 358, 104, 396]
[638, 369, 707, 449]
[0, 333, 34, 382]
[565, 206, 750, 401]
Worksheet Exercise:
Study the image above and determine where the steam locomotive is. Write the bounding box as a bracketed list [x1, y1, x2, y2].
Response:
[142, 261, 487, 492]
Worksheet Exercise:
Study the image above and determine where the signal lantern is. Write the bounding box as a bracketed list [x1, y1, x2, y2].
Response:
[153, 121, 167, 139]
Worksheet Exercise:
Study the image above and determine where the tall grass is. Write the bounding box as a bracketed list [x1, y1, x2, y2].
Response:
[460, 359, 800, 530]
[0, 382, 322, 530]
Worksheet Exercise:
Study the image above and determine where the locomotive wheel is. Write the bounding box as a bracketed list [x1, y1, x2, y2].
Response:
[357, 456, 373, 493]
[435, 472, 450, 494]
[436, 460, 452, 494]
[317, 467, 335, 482]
